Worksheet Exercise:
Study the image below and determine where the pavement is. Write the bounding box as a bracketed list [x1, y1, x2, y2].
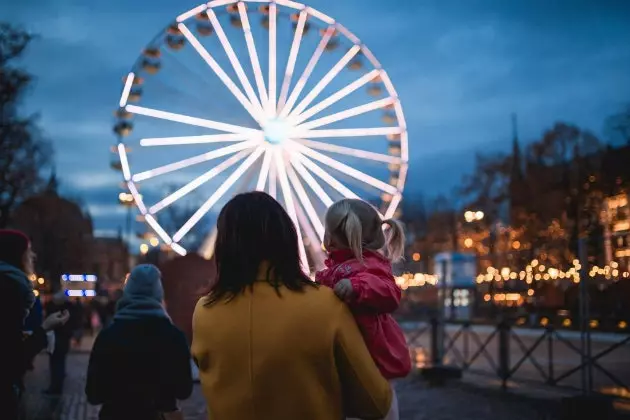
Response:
[20, 336, 563, 420]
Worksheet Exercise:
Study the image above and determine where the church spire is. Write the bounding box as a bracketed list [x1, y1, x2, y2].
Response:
[45, 166, 59, 194]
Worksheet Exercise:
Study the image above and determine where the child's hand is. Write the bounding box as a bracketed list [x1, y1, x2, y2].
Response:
[333, 278, 354, 301]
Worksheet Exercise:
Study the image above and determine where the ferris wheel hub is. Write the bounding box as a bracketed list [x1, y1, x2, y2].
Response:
[263, 118, 291, 145]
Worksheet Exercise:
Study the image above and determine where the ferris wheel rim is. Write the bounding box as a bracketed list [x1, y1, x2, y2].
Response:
[115, 0, 409, 261]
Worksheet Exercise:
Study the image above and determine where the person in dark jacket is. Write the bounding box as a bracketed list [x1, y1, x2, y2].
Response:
[0, 229, 69, 419]
[86, 264, 193, 420]
[44, 291, 77, 394]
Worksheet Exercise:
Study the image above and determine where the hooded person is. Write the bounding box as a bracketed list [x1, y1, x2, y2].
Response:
[86, 264, 192, 420]
[0, 230, 69, 418]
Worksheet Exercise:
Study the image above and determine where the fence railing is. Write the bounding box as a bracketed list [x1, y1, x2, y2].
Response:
[403, 320, 630, 397]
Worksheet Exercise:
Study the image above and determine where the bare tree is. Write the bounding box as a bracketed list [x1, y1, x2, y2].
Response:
[605, 104, 630, 145]
[0, 23, 52, 227]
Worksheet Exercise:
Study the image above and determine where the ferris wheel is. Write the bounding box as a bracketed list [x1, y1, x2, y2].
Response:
[114, 0, 408, 269]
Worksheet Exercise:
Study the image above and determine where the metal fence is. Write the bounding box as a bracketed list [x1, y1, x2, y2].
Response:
[403, 320, 630, 398]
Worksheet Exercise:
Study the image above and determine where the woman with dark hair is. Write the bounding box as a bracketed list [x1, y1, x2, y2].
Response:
[192, 192, 392, 420]
[0, 229, 69, 419]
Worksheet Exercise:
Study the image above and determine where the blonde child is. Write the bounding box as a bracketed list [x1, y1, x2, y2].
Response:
[316, 199, 411, 420]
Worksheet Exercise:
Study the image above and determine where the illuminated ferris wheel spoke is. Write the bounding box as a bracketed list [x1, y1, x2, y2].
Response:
[268, 159, 277, 199]
[289, 156, 333, 208]
[268, 2, 277, 114]
[288, 45, 361, 119]
[116, 2, 408, 260]
[206, 9, 265, 114]
[277, 11, 307, 111]
[274, 150, 309, 270]
[149, 148, 254, 214]
[238, 2, 270, 111]
[279, 26, 335, 118]
[132, 140, 259, 182]
[296, 97, 396, 131]
[292, 69, 381, 125]
[286, 163, 325, 241]
[256, 148, 273, 191]
[140, 133, 256, 147]
[126, 105, 259, 135]
[292, 152, 359, 199]
[296, 139, 402, 164]
[288, 140, 398, 194]
[295, 127, 403, 138]
[178, 23, 264, 123]
[173, 147, 265, 242]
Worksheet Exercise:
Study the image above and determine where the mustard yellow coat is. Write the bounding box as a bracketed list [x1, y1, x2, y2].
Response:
[192, 281, 392, 420]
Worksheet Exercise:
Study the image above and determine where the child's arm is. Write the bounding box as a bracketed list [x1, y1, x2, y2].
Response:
[343, 269, 401, 313]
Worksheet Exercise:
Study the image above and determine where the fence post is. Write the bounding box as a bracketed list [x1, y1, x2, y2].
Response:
[578, 237, 593, 395]
[430, 317, 442, 367]
[498, 318, 510, 391]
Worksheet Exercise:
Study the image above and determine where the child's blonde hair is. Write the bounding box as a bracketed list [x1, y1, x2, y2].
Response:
[324, 198, 405, 262]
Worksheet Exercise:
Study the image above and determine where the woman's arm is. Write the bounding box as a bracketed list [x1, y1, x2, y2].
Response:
[333, 301, 392, 419]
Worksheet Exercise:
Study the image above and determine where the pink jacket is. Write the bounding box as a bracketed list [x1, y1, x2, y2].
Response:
[316, 249, 411, 379]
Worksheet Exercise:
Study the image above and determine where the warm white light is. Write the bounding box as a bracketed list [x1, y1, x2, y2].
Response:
[178, 23, 263, 123]
[268, 160, 277, 199]
[149, 148, 253, 214]
[238, 2, 269, 108]
[274, 150, 309, 269]
[289, 45, 361, 118]
[119, 73, 135, 108]
[268, 2, 277, 114]
[292, 152, 359, 199]
[296, 97, 396, 131]
[277, 11, 307, 110]
[133, 140, 259, 182]
[140, 133, 255, 147]
[263, 119, 290, 144]
[275, 0, 304, 8]
[286, 164, 325, 241]
[289, 140, 398, 194]
[176, 4, 207, 22]
[289, 156, 333, 207]
[279, 26, 335, 117]
[117, 143, 131, 181]
[296, 127, 403, 139]
[206, 9, 264, 114]
[293, 70, 380, 125]
[295, 139, 401, 164]
[145, 214, 172, 244]
[170, 242, 187, 256]
[127, 181, 147, 214]
[126, 105, 259, 134]
[305, 7, 335, 24]
[173, 147, 265, 242]
[256, 148, 273, 191]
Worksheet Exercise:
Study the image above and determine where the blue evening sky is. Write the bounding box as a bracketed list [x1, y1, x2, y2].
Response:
[3, 0, 630, 238]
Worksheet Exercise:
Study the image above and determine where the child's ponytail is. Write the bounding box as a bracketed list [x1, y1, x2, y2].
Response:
[382, 218, 405, 262]
[344, 210, 364, 262]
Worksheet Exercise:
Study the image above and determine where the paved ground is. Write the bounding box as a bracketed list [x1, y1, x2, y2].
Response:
[21, 344, 562, 420]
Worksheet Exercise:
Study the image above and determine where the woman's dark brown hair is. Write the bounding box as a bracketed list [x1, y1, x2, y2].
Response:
[205, 191, 314, 305]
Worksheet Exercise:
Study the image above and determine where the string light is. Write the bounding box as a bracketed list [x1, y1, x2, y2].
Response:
[396, 258, 630, 289]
